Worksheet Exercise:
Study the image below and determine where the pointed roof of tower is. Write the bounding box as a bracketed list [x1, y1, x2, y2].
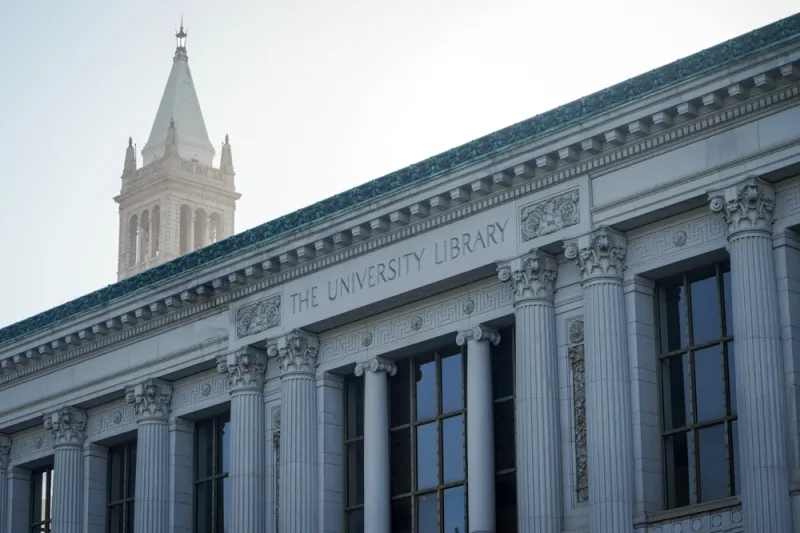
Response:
[141, 21, 215, 166]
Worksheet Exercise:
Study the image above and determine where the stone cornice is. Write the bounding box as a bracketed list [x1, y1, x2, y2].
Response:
[125, 378, 173, 421]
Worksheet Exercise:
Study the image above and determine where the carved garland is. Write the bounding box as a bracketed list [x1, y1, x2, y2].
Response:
[236, 295, 281, 338]
[520, 188, 580, 241]
[568, 318, 588, 503]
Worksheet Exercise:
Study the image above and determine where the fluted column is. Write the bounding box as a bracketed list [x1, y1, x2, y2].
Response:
[269, 329, 319, 533]
[0, 434, 9, 531]
[497, 250, 561, 533]
[126, 378, 173, 533]
[564, 228, 634, 533]
[456, 325, 501, 533]
[709, 177, 792, 532]
[354, 357, 396, 533]
[45, 407, 87, 533]
[217, 347, 268, 533]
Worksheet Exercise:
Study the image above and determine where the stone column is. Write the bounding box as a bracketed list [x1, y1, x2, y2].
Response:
[126, 378, 173, 533]
[354, 357, 396, 533]
[0, 434, 9, 531]
[217, 347, 268, 533]
[456, 326, 500, 533]
[269, 329, 319, 533]
[564, 228, 635, 533]
[497, 250, 562, 533]
[45, 407, 87, 533]
[709, 177, 792, 532]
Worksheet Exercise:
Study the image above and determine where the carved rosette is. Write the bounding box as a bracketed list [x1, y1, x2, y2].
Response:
[354, 357, 397, 377]
[497, 249, 558, 304]
[708, 177, 775, 235]
[564, 227, 626, 282]
[0, 434, 11, 470]
[568, 319, 588, 503]
[125, 379, 173, 421]
[44, 407, 87, 447]
[268, 329, 319, 377]
[455, 325, 501, 346]
[521, 189, 580, 241]
[217, 347, 267, 391]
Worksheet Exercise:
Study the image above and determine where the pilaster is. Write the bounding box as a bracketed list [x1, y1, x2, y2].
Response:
[169, 419, 194, 533]
[83, 443, 108, 533]
[0, 434, 9, 531]
[45, 406, 87, 533]
[317, 373, 344, 533]
[7, 467, 31, 533]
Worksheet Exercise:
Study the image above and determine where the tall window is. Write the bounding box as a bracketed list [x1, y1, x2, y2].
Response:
[194, 413, 231, 533]
[492, 326, 517, 533]
[344, 374, 365, 531]
[107, 441, 136, 533]
[657, 262, 739, 509]
[30, 465, 54, 533]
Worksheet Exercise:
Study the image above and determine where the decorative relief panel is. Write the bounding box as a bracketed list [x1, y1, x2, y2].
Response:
[172, 371, 230, 411]
[88, 401, 136, 439]
[774, 182, 800, 221]
[11, 428, 53, 461]
[236, 294, 281, 338]
[520, 188, 580, 241]
[567, 317, 588, 504]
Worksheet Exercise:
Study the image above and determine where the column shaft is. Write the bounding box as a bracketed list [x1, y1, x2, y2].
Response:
[229, 389, 266, 532]
[364, 367, 391, 533]
[52, 445, 84, 533]
[133, 420, 170, 533]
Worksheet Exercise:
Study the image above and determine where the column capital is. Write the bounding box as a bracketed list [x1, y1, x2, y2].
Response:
[0, 433, 10, 470]
[217, 346, 267, 391]
[354, 357, 397, 377]
[125, 378, 173, 421]
[456, 325, 501, 346]
[564, 227, 626, 281]
[497, 249, 558, 304]
[268, 329, 319, 377]
[44, 407, 87, 447]
[709, 176, 775, 235]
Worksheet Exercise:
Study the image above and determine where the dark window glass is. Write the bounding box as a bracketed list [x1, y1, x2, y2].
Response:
[194, 412, 230, 533]
[344, 375, 365, 532]
[657, 262, 738, 509]
[107, 441, 136, 533]
[30, 465, 53, 533]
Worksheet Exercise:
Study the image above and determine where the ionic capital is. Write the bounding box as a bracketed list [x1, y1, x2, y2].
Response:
[497, 249, 558, 304]
[0, 434, 10, 470]
[44, 407, 87, 447]
[455, 325, 501, 346]
[125, 378, 173, 422]
[217, 346, 267, 391]
[354, 357, 397, 377]
[709, 176, 775, 235]
[564, 227, 626, 282]
[268, 329, 319, 377]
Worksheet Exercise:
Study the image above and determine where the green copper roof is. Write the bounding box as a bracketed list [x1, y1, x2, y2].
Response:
[2, 13, 800, 346]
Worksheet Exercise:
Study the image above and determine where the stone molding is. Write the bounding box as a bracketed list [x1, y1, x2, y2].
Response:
[0, 434, 10, 470]
[497, 249, 558, 304]
[638, 501, 742, 533]
[567, 318, 588, 504]
[88, 400, 136, 440]
[709, 176, 776, 235]
[455, 325, 501, 346]
[10, 428, 53, 462]
[126, 378, 173, 421]
[520, 188, 580, 241]
[269, 329, 319, 376]
[217, 347, 267, 391]
[44, 407, 87, 447]
[172, 370, 230, 413]
[564, 227, 627, 281]
[354, 357, 397, 377]
[236, 294, 281, 338]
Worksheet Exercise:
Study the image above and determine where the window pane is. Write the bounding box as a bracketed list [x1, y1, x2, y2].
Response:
[127, 501, 135, 533]
[698, 424, 729, 502]
[727, 341, 737, 416]
[346, 441, 364, 506]
[390, 361, 411, 428]
[31, 471, 44, 524]
[127, 444, 137, 498]
[663, 280, 687, 351]
[660, 354, 690, 429]
[694, 345, 725, 423]
[494, 399, 516, 472]
[390, 428, 411, 496]
[107, 504, 123, 533]
[664, 431, 695, 508]
[440, 352, 463, 414]
[218, 477, 230, 533]
[416, 354, 437, 420]
[346, 376, 365, 439]
[194, 481, 213, 531]
[442, 415, 464, 484]
[731, 420, 740, 494]
[108, 448, 124, 502]
[417, 423, 438, 490]
[722, 265, 733, 336]
[496, 472, 518, 533]
[443, 485, 465, 533]
[417, 492, 438, 533]
[390, 497, 412, 533]
[196, 420, 215, 479]
[689, 270, 721, 345]
[346, 508, 364, 533]
[220, 418, 231, 474]
[492, 328, 515, 400]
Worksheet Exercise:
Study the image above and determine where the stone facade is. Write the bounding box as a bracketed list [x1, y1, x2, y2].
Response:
[2, 14, 800, 533]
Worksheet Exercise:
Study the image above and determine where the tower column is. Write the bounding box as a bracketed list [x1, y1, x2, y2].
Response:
[269, 330, 319, 533]
[497, 250, 561, 533]
[126, 379, 172, 533]
[565, 228, 635, 533]
[45, 407, 87, 533]
[217, 347, 268, 533]
[709, 178, 793, 532]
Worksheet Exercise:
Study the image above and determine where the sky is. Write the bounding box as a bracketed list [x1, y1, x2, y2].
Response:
[0, 0, 796, 328]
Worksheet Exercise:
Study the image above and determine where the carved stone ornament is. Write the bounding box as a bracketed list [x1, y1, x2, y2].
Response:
[564, 227, 626, 281]
[125, 378, 173, 421]
[568, 320, 588, 503]
[0, 434, 11, 470]
[455, 325, 501, 346]
[217, 347, 267, 391]
[462, 298, 475, 315]
[708, 177, 775, 235]
[268, 329, 319, 376]
[497, 249, 558, 304]
[44, 407, 87, 447]
[521, 188, 580, 241]
[236, 295, 281, 338]
[361, 331, 373, 347]
[354, 357, 398, 377]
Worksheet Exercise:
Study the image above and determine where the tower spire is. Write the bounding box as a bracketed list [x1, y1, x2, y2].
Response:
[174, 17, 188, 62]
[220, 134, 235, 175]
[122, 137, 137, 176]
[163, 118, 179, 159]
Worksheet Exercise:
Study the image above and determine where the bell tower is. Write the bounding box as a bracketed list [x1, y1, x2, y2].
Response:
[114, 21, 241, 281]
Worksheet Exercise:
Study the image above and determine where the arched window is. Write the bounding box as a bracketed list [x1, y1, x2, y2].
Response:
[151, 205, 161, 258]
[139, 210, 150, 263]
[209, 213, 222, 244]
[127, 215, 139, 267]
[194, 209, 208, 250]
[180, 205, 192, 255]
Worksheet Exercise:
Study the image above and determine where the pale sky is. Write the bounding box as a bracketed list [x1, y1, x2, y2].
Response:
[0, 0, 796, 328]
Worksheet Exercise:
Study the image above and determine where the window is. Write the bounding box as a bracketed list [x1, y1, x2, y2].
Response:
[657, 262, 738, 509]
[194, 413, 231, 533]
[30, 465, 53, 533]
[492, 326, 517, 533]
[344, 374, 365, 531]
[107, 441, 136, 533]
